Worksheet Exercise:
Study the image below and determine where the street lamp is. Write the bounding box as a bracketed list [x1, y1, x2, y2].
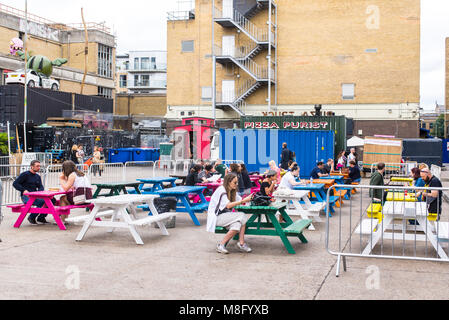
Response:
[23, 0, 28, 153]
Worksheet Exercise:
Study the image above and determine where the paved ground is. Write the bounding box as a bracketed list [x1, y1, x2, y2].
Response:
[1, 172, 449, 300]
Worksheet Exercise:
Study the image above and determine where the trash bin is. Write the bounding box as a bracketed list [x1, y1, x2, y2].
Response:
[108, 148, 133, 163]
[152, 197, 177, 229]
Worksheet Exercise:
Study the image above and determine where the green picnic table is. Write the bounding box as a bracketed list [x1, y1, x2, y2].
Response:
[92, 182, 142, 198]
[215, 202, 312, 254]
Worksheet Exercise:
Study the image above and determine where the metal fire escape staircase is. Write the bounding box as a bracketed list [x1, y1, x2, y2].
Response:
[214, 1, 276, 116]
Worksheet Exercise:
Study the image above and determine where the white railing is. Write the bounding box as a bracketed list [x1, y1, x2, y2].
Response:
[124, 161, 156, 181]
[88, 163, 125, 185]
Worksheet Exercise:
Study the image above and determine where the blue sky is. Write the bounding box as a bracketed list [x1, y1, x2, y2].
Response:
[1, 0, 448, 110]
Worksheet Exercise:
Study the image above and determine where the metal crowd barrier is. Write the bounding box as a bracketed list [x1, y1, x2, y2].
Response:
[88, 163, 125, 184]
[124, 161, 155, 180]
[369, 162, 417, 179]
[44, 164, 87, 189]
[0, 156, 15, 166]
[325, 184, 449, 277]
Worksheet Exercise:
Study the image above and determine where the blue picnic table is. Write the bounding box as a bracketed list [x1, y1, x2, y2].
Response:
[134, 177, 177, 194]
[139, 186, 209, 226]
[293, 183, 337, 215]
[321, 175, 345, 184]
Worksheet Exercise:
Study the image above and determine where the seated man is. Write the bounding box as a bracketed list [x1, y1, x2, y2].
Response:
[369, 162, 386, 204]
[322, 159, 334, 175]
[310, 162, 329, 179]
[345, 160, 361, 184]
[12, 160, 48, 225]
[198, 164, 214, 183]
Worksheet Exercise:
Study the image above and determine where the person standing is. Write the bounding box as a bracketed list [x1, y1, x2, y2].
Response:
[347, 148, 357, 167]
[76, 145, 85, 164]
[13, 160, 47, 225]
[280, 143, 293, 170]
[70, 145, 79, 164]
[91, 146, 102, 177]
[369, 162, 386, 204]
[336, 150, 346, 170]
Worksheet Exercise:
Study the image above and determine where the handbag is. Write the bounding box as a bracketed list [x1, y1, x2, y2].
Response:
[251, 192, 272, 207]
[72, 177, 93, 205]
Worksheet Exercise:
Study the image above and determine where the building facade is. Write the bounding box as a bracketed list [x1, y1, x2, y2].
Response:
[0, 3, 116, 99]
[165, 0, 421, 138]
[115, 51, 167, 94]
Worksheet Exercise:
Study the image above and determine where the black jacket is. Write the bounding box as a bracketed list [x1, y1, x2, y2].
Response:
[241, 169, 252, 190]
[185, 172, 200, 186]
[280, 148, 292, 170]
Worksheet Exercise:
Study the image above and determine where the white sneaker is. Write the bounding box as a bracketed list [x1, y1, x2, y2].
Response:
[216, 243, 229, 254]
[236, 242, 252, 253]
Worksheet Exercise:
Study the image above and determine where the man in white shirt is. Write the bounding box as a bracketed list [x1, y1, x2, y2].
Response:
[347, 148, 356, 167]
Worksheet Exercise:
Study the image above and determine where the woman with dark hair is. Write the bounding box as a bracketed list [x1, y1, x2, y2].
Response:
[185, 164, 203, 186]
[206, 173, 254, 254]
[229, 163, 245, 196]
[240, 164, 253, 196]
[59, 160, 93, 224]
[336, 150, 346, 170]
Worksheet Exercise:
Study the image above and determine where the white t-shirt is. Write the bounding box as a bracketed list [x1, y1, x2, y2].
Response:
[279, 171, 297, 190]
[72, 173, 92, 189]
[347, 153, 356, 166]
[206, 186, 241, 233]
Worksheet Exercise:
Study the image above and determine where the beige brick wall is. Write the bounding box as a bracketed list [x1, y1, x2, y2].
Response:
[116, 95, 167, 117]
[167, 0, 420, 109]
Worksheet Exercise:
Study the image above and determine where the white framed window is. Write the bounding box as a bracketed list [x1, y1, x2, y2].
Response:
[201, 86, 212, 101]
[182, 40, 194, 52]
[342, 83, 355, 100]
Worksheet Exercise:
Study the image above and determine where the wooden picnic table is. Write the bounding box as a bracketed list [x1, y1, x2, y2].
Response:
[361, 201, 448, 259]
[73, 194, 175, 245]
[216, 202, 312, 254]
[389, 177, 414, 186]
[331, 172, 349, 179]
[152, 186, 209, 226]
[273, 189, 325, 231]
[321, 175, 345, 184]
[136, 177, 177, 194]
[8, 190, 93, 231]
[92, 182, 141, 198]
[386, 191, 417, 202]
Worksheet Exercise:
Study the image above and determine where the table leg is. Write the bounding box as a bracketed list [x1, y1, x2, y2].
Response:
[108, 210, 120, 233]
[417, 217, 448, 259]
[180, 196, 200, 226]
[14, 196, 37, 228]
[362, 216, 394, 255]
[146, 200, 169, 236]
[133, 186, 141, 194]
[93, 187, 102, 199]
[267, 212, 296, 254]
[119, 206, 144, 245]
[43, 197, 66, 231]
[290, 200, 315, 231]
[76, 205, 101, 241]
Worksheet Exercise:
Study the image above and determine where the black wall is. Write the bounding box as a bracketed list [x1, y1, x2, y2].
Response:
[234, 0, 257, 16]
[0, 85, 113, 126]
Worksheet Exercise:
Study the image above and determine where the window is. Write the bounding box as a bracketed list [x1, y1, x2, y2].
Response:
[201, 87, 212, 101]
[180, 111, 185, 116]
[98, 44, 113, 78]
[119, 75, 127, 88]
[134, 58, 139, 70]
[151, 57, 156, 69]
[182, 40, 194, 52]
[134, 75, 139, 87]
[98, 87, 112, 99]
[342, 83, 355, 100]
[141, 75, 149, 87]
[430, 123, 434, 129]
[125, 61, 129, 70]
[141, 57, 150, 70]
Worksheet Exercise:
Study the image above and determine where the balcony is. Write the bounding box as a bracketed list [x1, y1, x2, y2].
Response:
[167, 10, 195, 21]
[127, 80, 167, 89]
[127, 64, 167, 73]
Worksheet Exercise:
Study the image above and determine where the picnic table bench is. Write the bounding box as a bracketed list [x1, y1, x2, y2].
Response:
[92, 182, 142, 198]
[215, 202, 312, 254]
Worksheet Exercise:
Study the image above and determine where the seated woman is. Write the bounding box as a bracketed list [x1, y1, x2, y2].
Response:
[207, 173, 254, 254]
[279, 164, 305, 189]
[411, 167, 425, 201]
[260, 170, 277, 197]
[264, 160, 281, 184]
[59, 160, 93, 224]
[185, 164, 203, 186]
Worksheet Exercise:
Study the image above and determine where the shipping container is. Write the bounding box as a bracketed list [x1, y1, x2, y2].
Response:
[443, 139, 449, 164]
[240, 115, 346, 158]
[402, 139, 442, 167]
[219, 129, 334, 178]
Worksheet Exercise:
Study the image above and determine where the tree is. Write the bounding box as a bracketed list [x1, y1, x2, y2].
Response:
[431, 114, 445, 139]
[0, 133, 11, 155]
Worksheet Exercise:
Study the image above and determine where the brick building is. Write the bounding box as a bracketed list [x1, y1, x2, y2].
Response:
[165, 0, 421, 137]
[0, 3, 116, 101]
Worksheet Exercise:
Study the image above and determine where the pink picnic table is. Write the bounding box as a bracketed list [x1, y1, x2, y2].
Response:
[249, 176, 262, 193]
[8, 190, 94, 231]
[193, 181, 223, 202]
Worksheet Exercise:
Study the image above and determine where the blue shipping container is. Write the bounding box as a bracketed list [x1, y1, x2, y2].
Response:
[443, 139, 449, 164]
[219, 129, 335, 178]
[132, 148, 161, 162]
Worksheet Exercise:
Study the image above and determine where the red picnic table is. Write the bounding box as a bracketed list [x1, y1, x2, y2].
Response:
[8, 190, 94, 231]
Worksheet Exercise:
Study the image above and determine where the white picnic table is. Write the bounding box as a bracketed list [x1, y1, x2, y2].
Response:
[361, 201, 448, 259]
[273, 189, 325, 231]
[67, 194, 175, 245]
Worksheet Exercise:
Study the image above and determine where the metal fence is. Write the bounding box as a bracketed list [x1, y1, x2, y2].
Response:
[88, 163, 125, 184]
[44, 164, 88, 190]
[325, 184, 449, 277]
[370, 162, 417, 179]
[124, 161, 155, 181]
